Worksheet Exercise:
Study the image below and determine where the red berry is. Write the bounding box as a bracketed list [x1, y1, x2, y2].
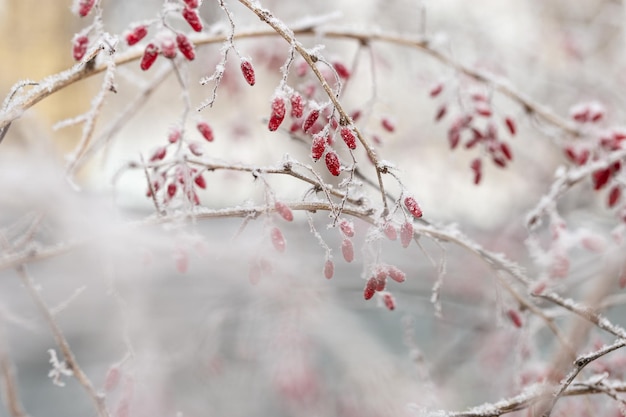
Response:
[271, 227, 286, 253]
[324, 259, 334, 279]
[608, 186, 621, 208]
[341, 238, 354, 262]
[507, 309, 523, 328]
[183, 0, 199, 7]
[592, 168, 611, 190]
[435, 104, 447, 122]
[384, 223, 397, 241]
[381, 118, 395, 133]
[290, 93, 304, 118]
[471, 158, 482, 185]
[274, 201, 293, 222]
[176, 33, 195, 60]
[268, 97, 286, 131]
[140, 43, 159, 70]
[167, 183, 177, 199]
[325, 151, 341, 176]
[72, 35, 89, 61]
[311, 135, 326, 161]
[382, 293, 396, 310]
[364, 278, 377, 300]
[77, 0, 95, 17]
[429, 82, 444, 97]
[448, 127, 460, 149]
[339, 219, 355, 237]
[404, 197, 423, 218]
[182, 7, 203, 32]
[400, 222, 413, 248]
[302, 110, 320, 132]
[168, 128, 181, 144]
[340, 127, 357, 150]
[197, 121, 214, 142]
[149, 146, 167, 161]
[194, 174, 206, 189]
[500, 142, 513, 161]
[387, 265, 406, 283]
[332, 61, 350, 79]
[125, 25, 148, 46]
[504, 117, 517, 136]
[240, 60, 255, 86]
[159, 34, 177, 59]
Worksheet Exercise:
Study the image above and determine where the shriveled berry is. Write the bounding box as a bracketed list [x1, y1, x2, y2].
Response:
[274, 201, 293, 222]
[324, 259, 334, 279]
[340, 127, 357, 150]
[126, 25, 148, 46]
[182, 7, 203, 32]
[325, 151, 341, 176]
[404, 197, 423, 218]
[72, 35, 89, 61]
[271, 227, 286, 253]
[176, 33, 195, 60]
[341, 238, 354, 262]
[240, 60, 256, 86]
[311, 135, 326, 161]
[400, 222, 413, 248]
[140, 43, 159, 70]
[197, 121, 214, 142]
[302, 109, 320, 132]
[290, 93, 304, 118]
[268, 97, 286, 131]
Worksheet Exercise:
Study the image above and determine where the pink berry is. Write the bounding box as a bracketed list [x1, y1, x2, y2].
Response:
[77, 0, 95, 17]
[302, 110, 320, 132]
[400, 222, 413, 248]
[384, 223, 397, 240]
[140, 43, 159, 70]
[168, 128, 181, 144]
[271, 227, 286, 253]
[268, 97, 286, 131]
[240, 60, 255, 86]
[504, 116, 516, 136]
[387, 265, 406, 283]
[339, 219, 355, 237]
[149, 146, 167, 161]
[429, 82, 444, 97]
[274, 201, 293, 222]
[197, 121, 214, 142]
[188, 142, 203, 156]
[382, 293, 396, 311]
[332, 61, 350, 79]
[125, 25, 148, 46]
[72, 35, 89, 61]
[341, 238, 354, 263]
[160, 34, 177, 59]
[325, 151, 341, 176]
[290, 93, 304, 118]
[324, 259, 334, 279]
[340, 127, 357, 150]
[364, 278, 377, 300]
[608, 186, 621, 208]
[176, 33, 195, 60]
[182, 7, 203, 32]
[104, 366, 121, 392]
[311, 135, 326, 161]
[404, 197, 423, 218]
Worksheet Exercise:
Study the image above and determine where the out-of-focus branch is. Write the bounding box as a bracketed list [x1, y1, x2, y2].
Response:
[0, 333, 28, 417]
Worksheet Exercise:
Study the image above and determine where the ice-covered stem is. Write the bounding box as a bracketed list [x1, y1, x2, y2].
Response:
[16, 265, 110, 417]
[236, 0, 390, 214]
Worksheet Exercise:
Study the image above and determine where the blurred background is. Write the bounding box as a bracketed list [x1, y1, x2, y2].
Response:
[1, 0, 626, 416]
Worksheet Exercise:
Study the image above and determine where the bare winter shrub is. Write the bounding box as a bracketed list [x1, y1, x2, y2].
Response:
[1, 1, 626, 416]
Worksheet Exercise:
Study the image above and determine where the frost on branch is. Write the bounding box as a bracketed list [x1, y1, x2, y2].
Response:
[47, 349, 73, 387]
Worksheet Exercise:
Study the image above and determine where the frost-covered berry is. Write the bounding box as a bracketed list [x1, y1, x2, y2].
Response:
[290, 93, 304, 118]
[72, 35, 89, 61]
[149, 146, 167, 161]
[76, 0, 96, 17]
[176, 33, 195, 60]
[268, 97, 286, 131]
[332, 61, 350, 79]
[274, 201, 293, 222]
[159, 34, 177, 59]
[167, 183, 177, 199]
[104, 366, 121, 392]
[183, 0, 199, 7]
[340, 127, 357, 150]
[325, 151, 341, 176]
[125, 25, 148, 46]
[364, 278, 377, 300]
[382, 293, 396, 310]
[140, 43, 159, 70]
[271, 227, 286, 253]
[387, 265, 406, 283]
[182, 7, 203, 32]
[240, 60, 256, 86]
[302, 109, 320, 132]
[400, 221, 413, 248]
[341, 238, 354, 262]
[339, 219, 355, 237]
[384, 223, 397, 240]
[194, 174, 206, 189]
[404, 197, 423, 218]
[197, 121, 214, 142]
[311, 135, 326, 161]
